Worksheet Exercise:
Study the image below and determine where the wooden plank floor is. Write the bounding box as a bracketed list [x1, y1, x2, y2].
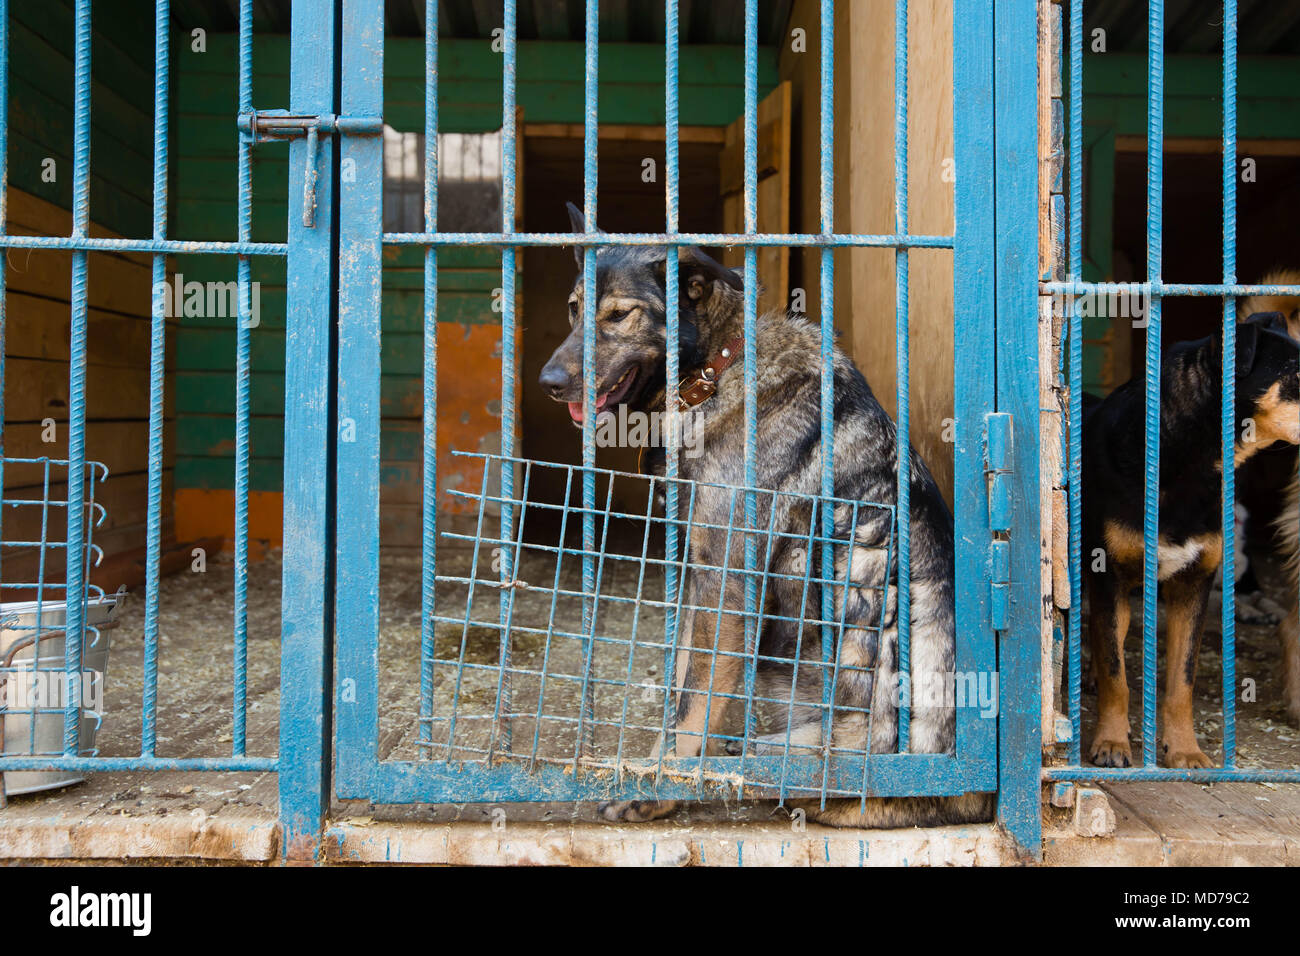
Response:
[5, 775, 1297, 864]
[1044, 781, 1300, 865]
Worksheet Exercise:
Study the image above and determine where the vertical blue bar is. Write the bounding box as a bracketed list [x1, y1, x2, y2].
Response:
[497, 0, 518, 754]
[993, 0, 1042, 855]
[280, 0, 339, 860]
[1066, 0, 1083, 766]
[334, 0, 384, 797]
[577, 0, 599, 757]
[663, 0, 681, 757]
[740, 0, 759, 777]
[893, 0, 911, 751]
[1220, 0, 1237, 768]
[143, 0, 171, 757]
[816, 0, 836, 800]
[64, 0, 92, 755]
[418, 0, 439, 749]
[0, 1, 9, 574]
[1141, 0, 1164, 768]
[953, 0, 996, 792]
[233, 0, 253, 757]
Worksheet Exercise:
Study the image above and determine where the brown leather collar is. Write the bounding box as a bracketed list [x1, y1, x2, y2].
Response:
[676, 336, 744, 410]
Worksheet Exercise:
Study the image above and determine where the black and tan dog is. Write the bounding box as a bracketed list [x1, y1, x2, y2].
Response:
[539, 203, 991, 826]
[1083, 315, 1299, 767]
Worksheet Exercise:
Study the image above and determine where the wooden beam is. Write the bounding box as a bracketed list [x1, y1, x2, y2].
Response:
[533, 0, 569, 40]
[523, 122, 726, 142]
[1115, 135, 1300, 155]
[604, 0, 631, 42]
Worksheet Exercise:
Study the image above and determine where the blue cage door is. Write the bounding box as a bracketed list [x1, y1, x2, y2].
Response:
[328, 0, 1019, 819]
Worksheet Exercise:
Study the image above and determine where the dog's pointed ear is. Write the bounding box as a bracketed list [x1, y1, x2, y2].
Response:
[1242, 310, 1288, 335]
[566, 201, 586, 235]
[1222, 320, 1262, 377]
[566, 201, 585, 269]
[678, 246, 743, 302]
[566, 201, 594, 269]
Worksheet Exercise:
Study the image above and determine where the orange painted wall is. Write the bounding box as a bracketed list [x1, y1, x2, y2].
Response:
[173, 321, 519, 550]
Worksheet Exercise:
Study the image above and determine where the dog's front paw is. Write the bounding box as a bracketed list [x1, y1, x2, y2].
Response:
[1089, 736, 1133, 767]
[1162, 743, 1214, 769]
[597, 799, 680, 823]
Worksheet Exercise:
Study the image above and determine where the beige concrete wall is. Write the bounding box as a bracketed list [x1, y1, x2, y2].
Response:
[781, 0, 956, 501]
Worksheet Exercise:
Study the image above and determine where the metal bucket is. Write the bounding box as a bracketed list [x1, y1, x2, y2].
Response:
[0, 590, 124, 795]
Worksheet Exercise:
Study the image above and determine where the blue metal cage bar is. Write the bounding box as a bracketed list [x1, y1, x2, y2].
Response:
[815, 0, 839, 798]
[383, 231, 953, 248]
[1140, 0, 1164, 771]
[419, 0, 440, 753]
[0, 1, 8, 584]
[892, 0, 912, 753]
[738, 0, 760, 801]
[232, 0, 255, 758]
[496, 0, 519, 759]
[61, 0, 93, 756]
[662, 0, 683, 769]
[141, 0, 170, 761]
[576, 0, 599, 763]
[1219, 0, 1239, 769]
[1065, 0, 1083, 770]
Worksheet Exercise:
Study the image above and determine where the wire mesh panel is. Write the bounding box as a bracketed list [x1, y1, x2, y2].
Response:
[419, 452, 898, 801]
[1046, 0, 1300, 783]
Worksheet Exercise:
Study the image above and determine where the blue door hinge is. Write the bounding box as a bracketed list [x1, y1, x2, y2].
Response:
[237, 110, 383, 228]
[985, 412, 1013, 631]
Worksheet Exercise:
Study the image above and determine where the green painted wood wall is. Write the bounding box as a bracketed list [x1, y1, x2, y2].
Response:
[7, 1, 154, 235]
[173, 33, 777, 496]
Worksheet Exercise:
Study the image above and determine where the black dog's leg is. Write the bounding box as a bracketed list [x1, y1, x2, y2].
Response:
[1088, 566, 1134, 767]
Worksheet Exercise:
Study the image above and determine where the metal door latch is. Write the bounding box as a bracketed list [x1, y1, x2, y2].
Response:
[237, 110, 382, 227]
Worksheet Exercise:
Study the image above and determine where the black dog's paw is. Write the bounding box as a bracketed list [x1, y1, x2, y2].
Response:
[597, 799, 680, 823]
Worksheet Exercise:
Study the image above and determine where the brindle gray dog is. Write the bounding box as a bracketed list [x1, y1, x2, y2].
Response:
[539, 204, 992, 827]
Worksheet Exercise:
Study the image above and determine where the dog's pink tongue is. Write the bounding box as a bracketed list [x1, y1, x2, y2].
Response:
[567, 392, 610, 424]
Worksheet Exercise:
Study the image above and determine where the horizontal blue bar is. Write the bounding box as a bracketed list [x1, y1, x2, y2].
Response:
[0, 757, 277, 771]
[383, 231, 955, 249]
[0, 236, 287, 255]
[1044, 767, 1300, 783]
[339, 753, 980, 802]
[1045, 280, 1300, 297]
[1, 456, 108, 470]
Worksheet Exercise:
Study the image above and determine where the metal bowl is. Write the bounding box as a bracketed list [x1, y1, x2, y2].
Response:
[0, 589, 125, 795]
